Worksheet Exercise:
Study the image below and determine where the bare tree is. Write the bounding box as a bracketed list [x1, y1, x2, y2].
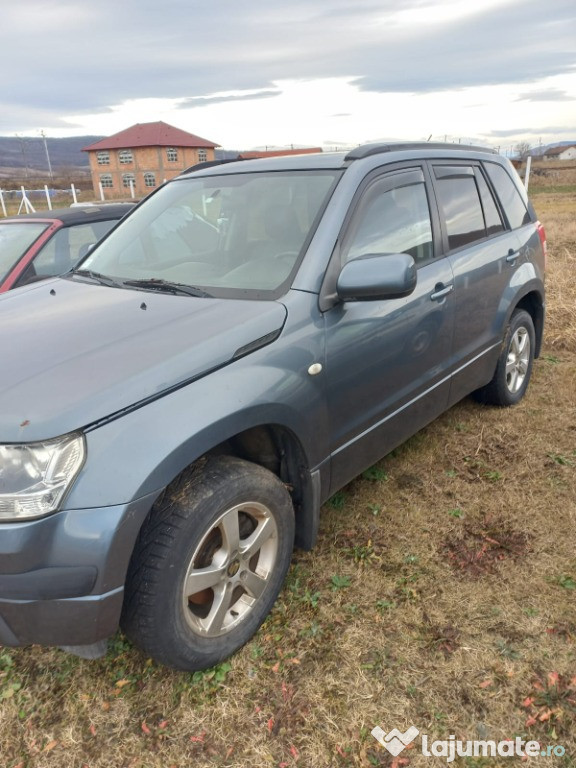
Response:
[514, 141, 531, 159]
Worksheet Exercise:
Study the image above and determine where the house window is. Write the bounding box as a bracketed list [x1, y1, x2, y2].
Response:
[122, 173, 136, 189]
[144, 172, 156, 188]
[166, 147, 178, 162]
[198, 149, 207, 163]
[100, 174, 113, 188]
[118, 149, 133, 164]
[97, 151, 110, 165]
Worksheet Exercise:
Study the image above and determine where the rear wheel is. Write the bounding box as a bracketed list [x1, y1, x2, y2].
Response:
[121, 455, 294, 670]
[474, 309, 535, 406]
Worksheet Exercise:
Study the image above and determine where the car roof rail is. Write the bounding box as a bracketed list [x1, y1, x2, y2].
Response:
[179, 158, 249, 175]
[345, 141, 497, 161]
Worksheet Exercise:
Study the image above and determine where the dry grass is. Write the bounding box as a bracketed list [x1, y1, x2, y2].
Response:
[1, 190, 575, 768]
[533, 192, 576, 353]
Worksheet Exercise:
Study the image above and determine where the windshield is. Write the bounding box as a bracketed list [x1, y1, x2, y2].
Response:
[80, 170, 340, 298]
[0, 222, 50, 283]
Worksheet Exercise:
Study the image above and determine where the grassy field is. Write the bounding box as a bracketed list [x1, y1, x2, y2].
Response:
[1, 189, 575, 768]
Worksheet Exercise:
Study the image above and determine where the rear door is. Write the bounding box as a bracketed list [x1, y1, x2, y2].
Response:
[324, 166, 455, 491]
[430, 162, 522, 404]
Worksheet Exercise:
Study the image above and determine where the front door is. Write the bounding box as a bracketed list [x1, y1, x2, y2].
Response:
[324, 167, 455, 492]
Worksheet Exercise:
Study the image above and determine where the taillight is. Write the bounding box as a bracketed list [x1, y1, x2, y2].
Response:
[536, 221, 547, 270]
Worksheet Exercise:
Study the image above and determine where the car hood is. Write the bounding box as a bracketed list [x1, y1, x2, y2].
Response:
[0, 278, 287, 442]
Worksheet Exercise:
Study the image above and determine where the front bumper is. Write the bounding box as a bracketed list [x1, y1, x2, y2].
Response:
[0, 491, 159, 647]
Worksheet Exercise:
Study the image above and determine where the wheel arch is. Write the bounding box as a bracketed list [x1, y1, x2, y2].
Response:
[134, 420, 321, 552]
[513, 289, 544, 357]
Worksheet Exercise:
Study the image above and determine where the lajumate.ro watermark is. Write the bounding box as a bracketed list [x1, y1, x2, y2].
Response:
[371, 725, 566, 762]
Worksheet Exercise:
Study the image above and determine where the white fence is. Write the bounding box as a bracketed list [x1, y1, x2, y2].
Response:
[0, 181, 137, 217]
[0, 184, 84, 216]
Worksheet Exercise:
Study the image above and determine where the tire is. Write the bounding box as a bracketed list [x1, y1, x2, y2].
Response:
[121, 455, 295, 671]
[474, 309, 535, 407]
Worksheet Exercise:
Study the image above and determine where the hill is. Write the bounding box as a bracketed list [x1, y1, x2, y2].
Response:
[0, 135, 103, 180]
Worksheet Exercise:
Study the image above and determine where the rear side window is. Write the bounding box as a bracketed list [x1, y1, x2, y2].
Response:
[483, 162, 531, 229]
[433, 166, 485, 250]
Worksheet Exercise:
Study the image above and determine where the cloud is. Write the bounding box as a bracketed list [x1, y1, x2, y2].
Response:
[516, 89, 576, 102]
[177, 90, 281, 108]
[486, 126, 576, 137]
[1, 0, 574, 121]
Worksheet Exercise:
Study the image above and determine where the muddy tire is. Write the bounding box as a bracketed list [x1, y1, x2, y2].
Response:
[121, 455, 294, 670]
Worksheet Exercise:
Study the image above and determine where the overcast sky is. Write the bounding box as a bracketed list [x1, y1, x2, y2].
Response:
[1, 0, 575, 152]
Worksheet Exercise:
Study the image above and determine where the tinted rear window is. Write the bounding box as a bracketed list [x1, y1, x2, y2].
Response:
[484, 162, 531, 229]
[434, 167, 486, 250]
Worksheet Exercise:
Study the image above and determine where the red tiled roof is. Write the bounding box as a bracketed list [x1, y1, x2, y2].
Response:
[82, 121, 218, 151]
[238, 148, 323, 159]
[544, 145, 576, 156]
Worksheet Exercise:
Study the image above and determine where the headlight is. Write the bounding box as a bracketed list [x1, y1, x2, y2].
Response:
[0, 433, 85, 522]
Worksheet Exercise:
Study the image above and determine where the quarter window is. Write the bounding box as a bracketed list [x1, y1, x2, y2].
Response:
[476, 171, 504, 236]
[97, 151, 110, 165]
[166, 147, 178, 162]
[484, 162, 531, 229]
[118, 149, 133, 164]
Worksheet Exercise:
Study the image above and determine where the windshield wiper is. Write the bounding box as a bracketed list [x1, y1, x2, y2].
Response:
[121, 278, 213, 298]
[69, 269, 125, 288]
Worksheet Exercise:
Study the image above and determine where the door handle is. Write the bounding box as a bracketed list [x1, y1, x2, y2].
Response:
[506, 249, 520, 264]
[430, 284, 453, 301]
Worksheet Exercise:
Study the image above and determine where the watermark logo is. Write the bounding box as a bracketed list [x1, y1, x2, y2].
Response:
[370, 726, 419, 756]
[371, 725, 566, 762]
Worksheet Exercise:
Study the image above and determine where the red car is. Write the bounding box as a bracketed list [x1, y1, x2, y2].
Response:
[0, 204, 134, 292]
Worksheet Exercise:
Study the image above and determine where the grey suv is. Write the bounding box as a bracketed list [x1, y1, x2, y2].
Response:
[0, 143, 546, 670]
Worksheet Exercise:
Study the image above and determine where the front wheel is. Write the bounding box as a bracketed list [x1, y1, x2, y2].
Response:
[474, 309, 535, 406]
[121, 456, 295, 670]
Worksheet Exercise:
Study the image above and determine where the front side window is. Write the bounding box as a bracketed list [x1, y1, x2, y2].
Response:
[118, 149, 133, 164]
[166, 148, 178, 162]
[484, 162, 531, 229]
[81, 170, 341, 298]
[342, 171, 433, 265]
[97, 151, 110, 165]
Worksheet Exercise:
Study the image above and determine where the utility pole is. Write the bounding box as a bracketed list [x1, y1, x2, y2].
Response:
[15, 134, 29, 180]
[40, 130, 54, 181]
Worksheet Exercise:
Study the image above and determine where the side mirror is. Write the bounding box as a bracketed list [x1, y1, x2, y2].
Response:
[336, 252, 417, 302]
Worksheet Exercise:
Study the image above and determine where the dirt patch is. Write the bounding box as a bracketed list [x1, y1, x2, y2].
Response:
[443, 519, 530, 576]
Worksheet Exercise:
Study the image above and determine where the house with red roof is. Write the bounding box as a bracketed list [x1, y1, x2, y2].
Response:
[83, 121, 219, 198]
[541, 144, 576, 161]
